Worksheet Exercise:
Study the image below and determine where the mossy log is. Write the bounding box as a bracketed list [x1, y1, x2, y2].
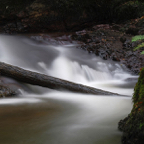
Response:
[118, 68, 144, 144]
[0, 62, 122, 95]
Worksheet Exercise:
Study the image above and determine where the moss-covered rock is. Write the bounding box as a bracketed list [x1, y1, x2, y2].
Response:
[118, 68, 144, 144]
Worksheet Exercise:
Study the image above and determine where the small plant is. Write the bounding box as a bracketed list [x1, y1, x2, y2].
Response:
[139, 122, 144, 130]
[132, 35, 144, 42]
[132, 35, 144, 54]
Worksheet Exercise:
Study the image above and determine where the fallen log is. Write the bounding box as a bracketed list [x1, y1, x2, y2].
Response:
[0, 62, 122, 95]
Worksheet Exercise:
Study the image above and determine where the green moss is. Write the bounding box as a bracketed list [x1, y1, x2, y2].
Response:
[119, 68, 144, 143]
[139, 123, 144, 130]
[132, 35, 144, 42]
[133, 67, 144, 103]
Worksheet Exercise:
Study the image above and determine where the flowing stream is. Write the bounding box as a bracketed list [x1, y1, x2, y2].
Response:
[0, 34, 138, 144]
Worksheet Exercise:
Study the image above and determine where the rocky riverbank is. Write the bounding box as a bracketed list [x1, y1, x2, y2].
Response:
[71, 17, 144, 74]
[69, 17, 144, 144]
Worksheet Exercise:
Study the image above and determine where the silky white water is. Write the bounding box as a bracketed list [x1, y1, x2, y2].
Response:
[0, 34, 137, 144]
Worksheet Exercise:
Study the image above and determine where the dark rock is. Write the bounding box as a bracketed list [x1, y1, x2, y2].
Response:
[112, 24, 121, 31]
[136, 18, 144, 27]
[0, 84, 16, 98]
[111, 54, 120, 61]
[126, 51, 133, 57]
[95, 49, 99, 56]
[17, 22, 25, 31]
[123, 40, 133, 48]
[126, 27, 139, 35]
[99, 49, 108, 60]
[138, 29, 144, 35]
[93, 38, 101, 44]
[120, 36, 127, 43]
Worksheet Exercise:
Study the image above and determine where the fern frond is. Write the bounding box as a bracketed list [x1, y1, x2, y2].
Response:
[134, 42, 144, 51]
[132, 35, 144, 42]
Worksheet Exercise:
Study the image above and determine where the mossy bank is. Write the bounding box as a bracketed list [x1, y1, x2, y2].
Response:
[118, 68, 144, 144]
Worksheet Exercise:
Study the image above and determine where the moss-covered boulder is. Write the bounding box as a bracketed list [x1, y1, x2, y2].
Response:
[118, 68, 144, 144]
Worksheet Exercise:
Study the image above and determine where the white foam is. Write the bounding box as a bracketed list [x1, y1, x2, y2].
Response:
[0, 98, 41, 105]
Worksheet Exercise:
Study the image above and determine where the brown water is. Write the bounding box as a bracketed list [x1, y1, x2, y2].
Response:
[0, 94, 132, 144]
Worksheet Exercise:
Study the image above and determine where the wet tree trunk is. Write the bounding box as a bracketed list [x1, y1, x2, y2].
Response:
[0, 62, 121, 95]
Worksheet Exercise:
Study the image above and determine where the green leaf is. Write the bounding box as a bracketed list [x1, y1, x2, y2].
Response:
[134, 42, 144, 51]
[132, 35, 144, 42]
[141, 51, 144, 54]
